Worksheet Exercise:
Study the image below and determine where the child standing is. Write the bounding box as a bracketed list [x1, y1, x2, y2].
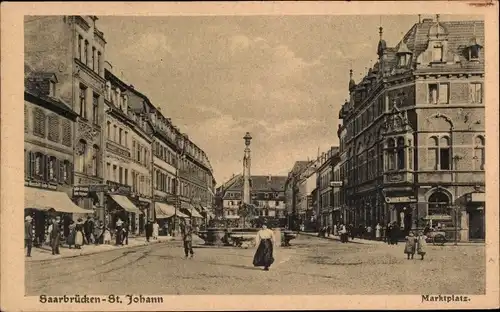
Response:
[404, 232, 417, 260]
[417, 232, 428, 260]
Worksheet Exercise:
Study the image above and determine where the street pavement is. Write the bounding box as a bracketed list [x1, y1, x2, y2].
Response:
[25, 234, 485, 295]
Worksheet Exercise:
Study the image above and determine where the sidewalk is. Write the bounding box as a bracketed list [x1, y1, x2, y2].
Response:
[299, 232, 485, 246]
[26, 235, 182, 262]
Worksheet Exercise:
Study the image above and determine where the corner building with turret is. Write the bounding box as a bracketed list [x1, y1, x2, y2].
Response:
[337, 16, 485, 242]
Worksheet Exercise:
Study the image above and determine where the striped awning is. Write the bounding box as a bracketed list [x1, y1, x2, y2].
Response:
[25, 187, 91, 214]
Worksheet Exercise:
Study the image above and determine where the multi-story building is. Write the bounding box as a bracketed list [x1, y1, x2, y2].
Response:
[295, 160, 319, 229]
[24, 65, 89, 245]
[284, 161, 311, 229]
[338, 16, 485, 241]
[316, 147, 340, 229]
[25, 15, 107, 216]
[102, 67, 153, 234]
[218, 175, 287, 221]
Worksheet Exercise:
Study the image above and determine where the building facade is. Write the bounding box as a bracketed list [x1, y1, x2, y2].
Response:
[284, 161, 311, 229]
[338, 16, 485, 241]
[103, 68, 153, 234]
[25, 15, 107, 216]
[218, 175, 287, 221]
[24, 67, 87, 244]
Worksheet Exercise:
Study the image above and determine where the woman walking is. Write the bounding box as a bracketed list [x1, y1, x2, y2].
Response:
[404, 232, 417, 260]
[375, 223, 382, 241]
[152, 221, 159, 240]
[74, 218, 84, 249]
[417, 232, 428, 260]
[93, 221, 103, 245]
[66, 220, 76, 249]
[253, 224, 275, 271]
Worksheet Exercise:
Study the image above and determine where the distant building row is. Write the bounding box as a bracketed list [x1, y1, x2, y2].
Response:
[24, 16, 216, 236]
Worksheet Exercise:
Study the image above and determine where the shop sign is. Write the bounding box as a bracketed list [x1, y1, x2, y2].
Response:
[106, 142, 131, 158]
[385, 196, 417, 204]
[74, 184, 109, 196]
[25, 180, 58, 190]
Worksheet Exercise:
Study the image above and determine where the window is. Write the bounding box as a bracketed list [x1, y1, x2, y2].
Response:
[387, 138, 396, 171]
[397, 137, 405, 170]
[49, 81, 56, 97]
[48, 156, 57, 181]
[47, 114, 60, 142]
[428, 83, 448, 104]
[106, 163, 111, 180]
[62, 160, 70, 184]
[428, 192, 450, 215]
[474, 136, 485, 170]
[119, 128, 123, 145]
[84, 40, 89, 65]
[33, 153, 44, 179]
[124, 131, 128, 147]
[428, 135, 451, 170]
[62, 119, 72, 146]
[78, 35, 83, 60]
[469, 83, 483, 104]
[432, 45, 443, 62]
[79, 84, 87, 118]
[92, 93, 99, 124]
[106, 121, 111, 139]
[113, 125, 117, 142]
[137, 145, 141, 162]
[399, 55, 407, 67]
[92, 145, 99, 176]
[33, 108, 46, 137]
[97, 51, 101, 73]
[113, 165, 117, 182]
[76, 140, 87, 173]
[119, 167, 123, 184]
[469, 45, 480, 60]
[92, 47, 96, 70]
[132, 141, 136, 160]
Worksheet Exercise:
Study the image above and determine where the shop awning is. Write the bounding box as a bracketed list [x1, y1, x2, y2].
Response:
[189, 208, 203, 219]
[109, 194, 142, 214]
[25, 187, 91, 214]
[155, 202, 188, 219]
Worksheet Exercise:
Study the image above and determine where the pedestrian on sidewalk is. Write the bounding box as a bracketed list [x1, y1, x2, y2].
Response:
[253, 223, 275, 271]
[115, 218, 123, 246]
[404, 232, 417, 260]
[50, 217, 61, 255]
[416, 232, 428, 260]
[153, 221, 159, 240]
[103, 227, 111, 245]
[349, 224, 355, 241]
[180, 219, 194, 259]
[333, 223, 338, 236]
[386, 223, 393, 245]
[25, 216, 33, 257]
[339, 223, 348, 243]
[391, 222, 400, 245]
[74, 218, 84, 249]
[84, 216, 94, 245]
[367, 225, 373, 239]
[145, 220, 152, 242]
[94, 221, 103, 245]
[67, 220, 76, 249]
[375, 223, 382, 241]
[122, 221, 129, 245]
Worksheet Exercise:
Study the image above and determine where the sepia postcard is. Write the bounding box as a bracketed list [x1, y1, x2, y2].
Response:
[1, 1, 499, 311]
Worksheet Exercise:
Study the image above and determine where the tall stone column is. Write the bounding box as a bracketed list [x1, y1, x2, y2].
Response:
[242, 132, 252, 205]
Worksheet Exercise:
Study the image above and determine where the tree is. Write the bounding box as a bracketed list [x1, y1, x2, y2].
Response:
[237, 203, 256, 228]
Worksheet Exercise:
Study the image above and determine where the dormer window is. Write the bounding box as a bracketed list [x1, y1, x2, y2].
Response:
[49, 80, 56, 97]
[432, 45, 443, 62]
[469, 44, 480, 61]
[398, 54, 407, 67]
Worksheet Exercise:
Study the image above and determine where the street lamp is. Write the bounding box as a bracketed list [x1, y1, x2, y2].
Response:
[174, 133, 186, 237]
[452, 154, 463, 246]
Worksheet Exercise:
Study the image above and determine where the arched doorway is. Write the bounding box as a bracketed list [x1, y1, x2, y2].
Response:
[428, 191, 450, 216]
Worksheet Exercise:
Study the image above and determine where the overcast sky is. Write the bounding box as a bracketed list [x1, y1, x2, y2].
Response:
[97, 14, 481, 185]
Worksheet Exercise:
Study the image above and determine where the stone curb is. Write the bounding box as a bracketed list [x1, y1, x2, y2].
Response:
[26, 237, 182, 263]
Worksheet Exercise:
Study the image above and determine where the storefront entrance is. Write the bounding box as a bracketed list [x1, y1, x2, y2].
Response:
[468, 207, 485, 240]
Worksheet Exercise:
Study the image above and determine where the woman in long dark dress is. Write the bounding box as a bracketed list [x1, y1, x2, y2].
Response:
[253, 224, 275, 271]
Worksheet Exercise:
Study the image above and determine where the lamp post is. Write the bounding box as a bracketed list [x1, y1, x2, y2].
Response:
[452, 154, 463, 246]
[174, 133, 186, 237]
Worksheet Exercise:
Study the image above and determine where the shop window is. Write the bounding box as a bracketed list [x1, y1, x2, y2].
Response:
[428, 191, 450, 215]
[474, 136, 485, 170]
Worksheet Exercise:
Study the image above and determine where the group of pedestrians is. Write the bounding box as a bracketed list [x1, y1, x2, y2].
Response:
[404, 231, 428, 260]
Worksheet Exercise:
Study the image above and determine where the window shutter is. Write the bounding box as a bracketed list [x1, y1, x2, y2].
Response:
[29, 152, 35, 178]
[41, 154, 47, 181]
[24, 150, 29, 180]
[468, 84, 474, 103]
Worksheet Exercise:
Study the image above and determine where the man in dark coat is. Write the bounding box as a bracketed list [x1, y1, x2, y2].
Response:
[145, 220, 153, 242]
[50, 218, 61, 255]
[180, 220, 194, 259]
[84, 216, 94, 245]
[25, 216, 33, 257]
